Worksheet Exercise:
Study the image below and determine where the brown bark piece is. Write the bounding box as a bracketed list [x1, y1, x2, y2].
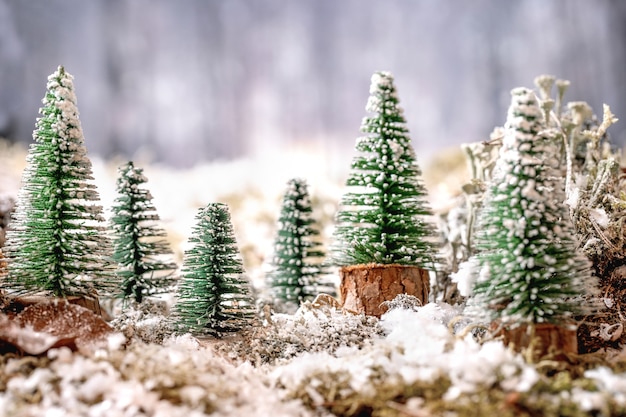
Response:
[491, 322, 578, 358]
[339, 263, 430, 317]
[0, 313, 65, 355]
[0, 300, 114, 355]
[16, 300, 113, 354]
[5, 294, 103, 316]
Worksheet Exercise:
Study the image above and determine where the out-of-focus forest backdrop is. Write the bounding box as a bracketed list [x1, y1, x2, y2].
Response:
[0, 0, 624, 168]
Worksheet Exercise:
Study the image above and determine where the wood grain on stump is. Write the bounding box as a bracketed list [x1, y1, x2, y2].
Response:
[491, 322, 578, 358]
[339, 263, 429, 317]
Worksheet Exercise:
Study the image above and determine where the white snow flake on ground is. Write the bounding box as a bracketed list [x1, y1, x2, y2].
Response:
[271, 304, 540, 408]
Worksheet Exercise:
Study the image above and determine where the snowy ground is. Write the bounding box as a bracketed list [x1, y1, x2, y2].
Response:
[3, 300, 626, 416]
[3, 141, 626, 416]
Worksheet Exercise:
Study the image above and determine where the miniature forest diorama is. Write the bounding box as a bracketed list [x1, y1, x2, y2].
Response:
[4, 66, 626, 416]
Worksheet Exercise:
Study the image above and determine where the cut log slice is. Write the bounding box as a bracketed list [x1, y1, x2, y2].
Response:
[491, 321, 578, 358]
[339, 263, 430, 317]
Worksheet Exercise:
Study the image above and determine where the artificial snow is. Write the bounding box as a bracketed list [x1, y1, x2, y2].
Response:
[451, 259, 479, 297]
[271, 303, 542, 409]
[584, 367, 626, 406]
[590, 207, 610, 229]
[17, 286, 625, 415]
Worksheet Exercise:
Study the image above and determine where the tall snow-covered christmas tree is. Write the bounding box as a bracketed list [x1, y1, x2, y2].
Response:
[172, 203, 256, 336]
[330, 71, 438, 268]
[462, 87, 598, 327]
[267, 178, 332, 307]
[2, 66, 116, 298]
[329, 71, 438, 316]
[110, 161, 178, 304]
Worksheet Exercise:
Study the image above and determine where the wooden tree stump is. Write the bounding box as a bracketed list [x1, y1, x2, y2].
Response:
[339, 263, 430, 317]
[491, 321, 578, 358]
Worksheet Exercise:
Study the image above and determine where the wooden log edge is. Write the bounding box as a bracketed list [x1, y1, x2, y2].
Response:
[490, 321, 578, 358]
[339, 263, 430, 317]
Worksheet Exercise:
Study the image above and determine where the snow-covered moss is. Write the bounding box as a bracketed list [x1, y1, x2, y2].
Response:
[272, 306, 626, 417]
[212, 300, 383, 366]
[110, 298, 175, 345]
[0, 340, 328, 417]
[271, 307, 529, 415]
[3, 298, 626, 416]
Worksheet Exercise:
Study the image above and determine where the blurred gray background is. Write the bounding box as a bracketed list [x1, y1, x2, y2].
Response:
[0, 0, 624, 168]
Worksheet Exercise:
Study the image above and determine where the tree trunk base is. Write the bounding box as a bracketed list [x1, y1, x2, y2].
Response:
[339, 263, 429, 317]
[491, 321, 578, 358]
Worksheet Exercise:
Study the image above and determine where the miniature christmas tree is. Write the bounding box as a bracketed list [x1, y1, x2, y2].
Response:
[329, 71, 439, 316]
[110, 161, 178, 304]
[330, 71, 437, 267]
[172, 203, 256, 336]
[462, 87, 598, 333]
[2, 66, 116, 298]
[266, 178, 333, 307]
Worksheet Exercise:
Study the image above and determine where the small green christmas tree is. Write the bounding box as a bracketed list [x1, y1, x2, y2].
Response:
[2, 66, 116, 297]
[461, 87, 598, 326]
[266, 178, 333, 306]
[110, 161, 178, 304]
[330, 71, 438, 268]
[172, 203, 256, 336]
